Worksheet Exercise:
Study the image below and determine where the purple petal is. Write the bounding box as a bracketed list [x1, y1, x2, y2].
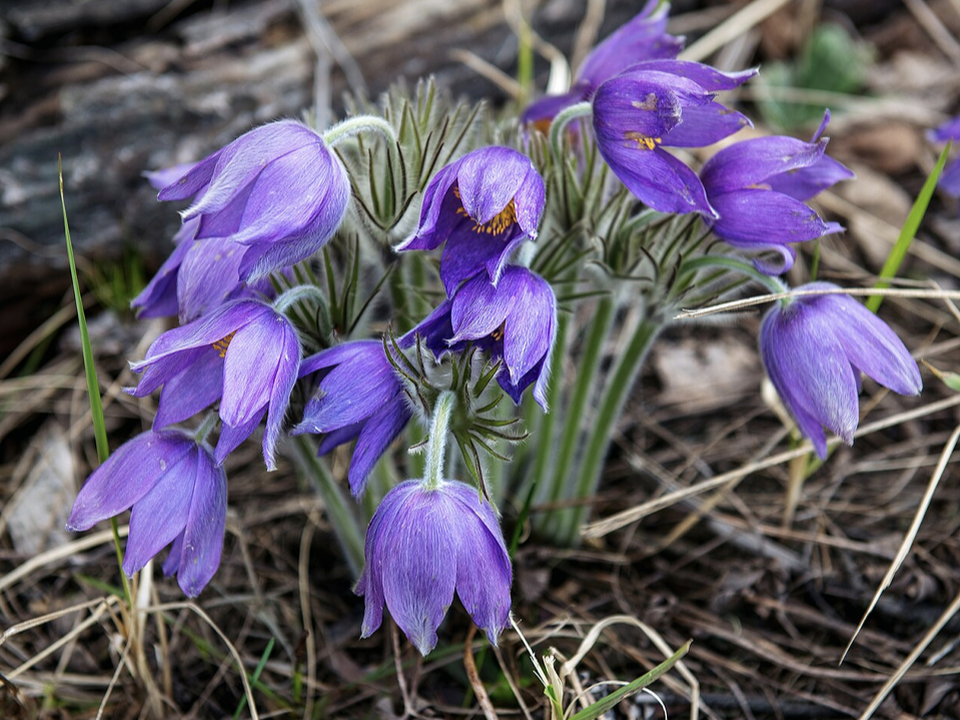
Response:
[299, 340, 384, 378]
[162, 532, 184, 577]
[144, 163, 196, 191]
[930, 115, 960, 143]
[456, 147, 533, 226]
[440, 225, 527, 295]
[219, 306, 293, 428]
[502, 269, 556, 384]
[347, 399, 412, 498]
[521, 85, 592, 128]
[158, 151, 222, 202]
[153, 349, 223, 429]
[131, 237, 194, 319]
[577, 0, 682, 84]
[450, 273, 515, 342]
[701, 136, 828, 193]
[396, 162, 461, 250]
[296, 350, 398, 433]
[316, 422, 364, 454]
[122, 449, 198, 575]
[710, 189, 842, 247]
[380, 488, 458, 655]
[177, 237, 246, 322]
[445, 482, 512, 645]
[766, 154, 855, 201]
[939, 158, 960, 197]
[760, 300, 861, 458]
[215, 409, 266, 464]
[631, 60, 758, 91]
[814, 290, 922, 396]
[67, 431, 194, 531]
[176, 449, 227, 596]
[660, 102, 752, 148]
[262, 320, 301, 471]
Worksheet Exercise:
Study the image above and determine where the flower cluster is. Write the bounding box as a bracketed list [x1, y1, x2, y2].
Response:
[67, 0, 925, 661]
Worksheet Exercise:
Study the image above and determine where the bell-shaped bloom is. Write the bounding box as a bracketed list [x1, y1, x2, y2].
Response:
[356, 479, 512, 655]
[291, 341, 412, 497]
[404, 266, 556, 409]
[929, 115, 960, 197]
[760, 282, 922, 459]
[700, 122, 853, 274]
[522, 0, 683, 131]
[127, 298, 301, 470]
[395, 147, 545, 295]
[592, 60, 756, 216]
[67, 430, 227, 597]
[158, 120, 350, 281]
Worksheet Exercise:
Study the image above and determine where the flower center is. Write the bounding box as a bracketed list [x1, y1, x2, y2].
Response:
[624, 131, 661, 151]
[212, 331, 236, 358]
[454, 186, 518, 236]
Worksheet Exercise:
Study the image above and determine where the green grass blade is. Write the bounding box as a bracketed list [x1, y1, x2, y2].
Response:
[60, 155, 109, 464]
[867, 142, 951, 313]
[233, 638, 275, 720]
[61, 157, 133, 609]
[568, 640, 691, 720]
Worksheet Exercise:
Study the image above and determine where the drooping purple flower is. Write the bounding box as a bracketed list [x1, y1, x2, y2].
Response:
[403, 266, 556, 409]
[760, 282, 922, 459]
[67, 429, 227, 597]
[291, 341, 412, 497]
[929, 115, 960, 197]
[700, 122, 853, 274]
[395, 147, 545, 294]
[521, 0, 683, 131]
[356, 479, 512, 655]
[127, 298, 301, 470]
[158, 120, 350, 281]
[592, 60, 756, 215]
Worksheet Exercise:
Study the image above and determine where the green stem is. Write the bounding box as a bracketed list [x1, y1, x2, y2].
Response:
[673, 255, 788, 300]
[322, 115, 397, 147]
[290, 436, 365, 578]
[525, 314, 569, 502]
[548, 101, 592, 163]
[545, 297, 615, 514]
[193, 413, 218, 445]
[273, 285, 327, 314]
[424, 391, 456, 490]
[557, 317, 662, 545]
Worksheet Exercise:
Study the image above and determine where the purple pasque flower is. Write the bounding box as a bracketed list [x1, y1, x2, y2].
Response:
[395, 147, 545, 295]
[127, 298, 301, 470]
[67, 429, 227, 597]
[158, 120, 350, 282]
[929, 115, 960, 197]
[760, 282, 921, 459]
[404, 266, 556, 409]
[592, 60, 756, 216]
[356, 479, 512, 655]
[700, 118, 853, 274]
[291, 341, 412, 498]
[522, 0, 683, 131]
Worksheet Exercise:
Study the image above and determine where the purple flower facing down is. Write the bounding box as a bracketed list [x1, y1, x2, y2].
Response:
[700, 128, 853, 275]
[356, 479, 512, 655]
[292, 341, 412, 497]
[592, 60, 756, 216]
[158, 120, 350, 281]
[521, 0, 683, 130]
[760, 282, 922, 459]
[929, 115, 960, 197]
[405, 266, 557, 409]
[396, 147, 545, 294]
[67, 430, 227, 597]
[128, 298, 301, 470]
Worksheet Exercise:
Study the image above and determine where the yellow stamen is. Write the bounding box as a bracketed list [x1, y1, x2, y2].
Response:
[490, 323, 505, 342]
[624, 132, 662, 151]
[453, 186, 518, 236]
[212, 331, 236, 358]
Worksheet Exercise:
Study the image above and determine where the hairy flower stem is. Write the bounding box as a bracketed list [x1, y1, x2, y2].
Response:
[424, 391, 456, 491]
[322, 115, 398, 147]
[193, 413, 218, 445]
[548, 101, 592, 163]
[555, 317, 662, 545]
[273, 285, 329, 313]
[290, 436, 365, 577]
